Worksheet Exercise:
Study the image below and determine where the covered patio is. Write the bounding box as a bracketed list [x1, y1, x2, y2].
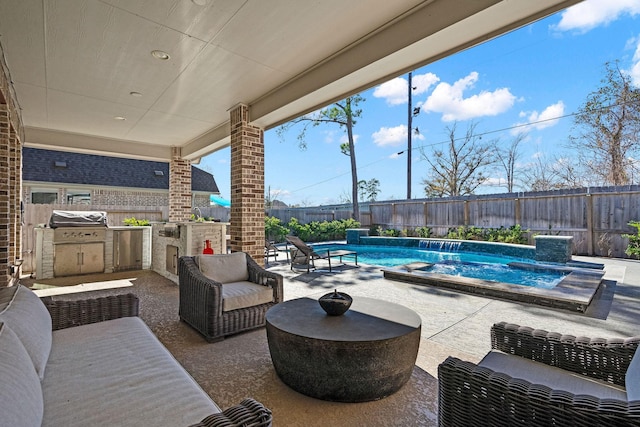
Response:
[0, 0, 582, 287]
[21, 253, 639, 425]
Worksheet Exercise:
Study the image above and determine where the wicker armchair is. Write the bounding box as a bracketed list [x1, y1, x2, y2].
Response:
[438, 322, 640, 426]
[178, 253, 283, 342]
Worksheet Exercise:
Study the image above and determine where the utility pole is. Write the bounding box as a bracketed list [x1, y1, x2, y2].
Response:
[407, 71, 412, 200]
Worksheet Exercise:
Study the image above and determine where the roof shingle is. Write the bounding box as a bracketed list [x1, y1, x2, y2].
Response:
[22, 148, 219, 193]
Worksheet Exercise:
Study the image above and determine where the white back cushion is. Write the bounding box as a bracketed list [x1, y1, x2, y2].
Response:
[197, 253, 249, 284]
[479, 350, 627, 400]
[0, 323, 44, 427]
[0, 285, 53, 379]
[626, 347, 640, 400]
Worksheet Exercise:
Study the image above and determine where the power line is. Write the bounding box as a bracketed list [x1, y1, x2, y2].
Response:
[287, 98, 640, 196]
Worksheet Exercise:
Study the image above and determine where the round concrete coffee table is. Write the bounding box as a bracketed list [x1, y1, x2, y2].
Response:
[265, 296, 421, 402]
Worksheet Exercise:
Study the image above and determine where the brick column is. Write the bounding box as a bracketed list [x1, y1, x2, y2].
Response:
[169, 147, 192, 223]
[229, 104, 265, 264]
[0, 105, 10, 285]
[10, 124, 20, 268]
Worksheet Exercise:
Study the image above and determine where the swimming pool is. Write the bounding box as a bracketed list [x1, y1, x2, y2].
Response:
[312, 243, 565, 288]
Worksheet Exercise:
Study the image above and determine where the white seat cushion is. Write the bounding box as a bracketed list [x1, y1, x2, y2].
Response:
[479, 350, 627, 400]
[626, 348, 640, 401]
[0, 323, 44, 427]
[197, 253, 249, 284]
[0, 284, 52, 379]
[222, 281, 274, 312]
[42, 317, 220, 427]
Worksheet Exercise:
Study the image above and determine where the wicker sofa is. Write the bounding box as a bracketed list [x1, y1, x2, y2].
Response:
[438, 322, 640, 426]
[0, 284, 272, 427]
[178, 252, 284, 342]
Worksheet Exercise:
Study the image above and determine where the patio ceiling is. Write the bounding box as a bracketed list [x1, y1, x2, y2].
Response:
[0, 0, 581, 162]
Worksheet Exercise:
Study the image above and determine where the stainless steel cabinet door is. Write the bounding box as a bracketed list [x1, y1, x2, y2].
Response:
[53, 244, 81, 277]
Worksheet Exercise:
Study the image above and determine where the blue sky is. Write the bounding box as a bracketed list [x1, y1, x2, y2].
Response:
[199, 0, 640, 207]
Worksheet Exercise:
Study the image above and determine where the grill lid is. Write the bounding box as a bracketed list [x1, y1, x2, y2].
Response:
[49, 210, 108, 228]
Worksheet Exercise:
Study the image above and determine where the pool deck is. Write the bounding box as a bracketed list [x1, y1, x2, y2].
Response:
[267, 253, 640, 379]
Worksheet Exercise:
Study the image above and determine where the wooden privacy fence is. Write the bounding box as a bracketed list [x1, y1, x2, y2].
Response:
[269, 186, 640, 258]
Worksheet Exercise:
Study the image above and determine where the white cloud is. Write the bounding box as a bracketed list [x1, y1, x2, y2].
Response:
[412, 73, 440, 95]
[372, 125, 424, 147]
[373, 73, 439, 106]
[553, 0, 640, 33]
[422, 72, 516, 121]
[339, 134, 360, 145]
[484, 176, 506, 187]
[512, 101, 565, 135]
[373, 78, 407, 105]
[269, 188, 291, 200]
[372, 125, 407, 147]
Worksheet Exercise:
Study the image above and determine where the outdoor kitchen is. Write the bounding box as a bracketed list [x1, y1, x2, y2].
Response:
[34, 211, 227, 283]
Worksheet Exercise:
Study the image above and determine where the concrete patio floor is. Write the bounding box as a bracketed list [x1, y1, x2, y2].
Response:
[23, 254, 640, 426]
[267, 254, 640, 378]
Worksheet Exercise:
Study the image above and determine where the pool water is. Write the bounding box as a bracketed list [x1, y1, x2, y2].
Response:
[312, 244, 565, 289]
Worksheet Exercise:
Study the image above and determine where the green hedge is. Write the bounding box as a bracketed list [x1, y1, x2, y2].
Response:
[265, 216, 360, 242]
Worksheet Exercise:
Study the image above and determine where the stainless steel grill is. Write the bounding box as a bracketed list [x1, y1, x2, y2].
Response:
[49, 210, 108, 228]
[50, 211, 107, 277]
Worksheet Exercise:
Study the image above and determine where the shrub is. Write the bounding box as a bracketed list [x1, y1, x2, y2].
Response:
[283, 217, 361, 242]
[446, 225, 528, 244]
[484, 225, 528, 244]
[623, 221, 640, 258]
[381, 228, 400, 237]
[265, 216, 289, 242]
[123, 217, 150, 226]
[415, 226, 432, 238]
[446, 225, 484, 240]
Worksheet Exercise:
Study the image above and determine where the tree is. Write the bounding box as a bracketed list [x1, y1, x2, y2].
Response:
[420, 122, 495, 197]
[494, 132, 526, 192]
[521, 155, 561, 192]
[569, 61, 640, 186]
[277, 95, 364, 220]
[358, 178, 380, 202]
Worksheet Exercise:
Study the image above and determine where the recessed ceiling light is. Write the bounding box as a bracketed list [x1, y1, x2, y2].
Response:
[151, 50, 170, 60]
[114, 116, 127, 121]
[129, 91, 142, 97]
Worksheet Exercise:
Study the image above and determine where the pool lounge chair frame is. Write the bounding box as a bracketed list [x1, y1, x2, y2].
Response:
[285, 235, 357, 273]
[265, 239, 289, 265]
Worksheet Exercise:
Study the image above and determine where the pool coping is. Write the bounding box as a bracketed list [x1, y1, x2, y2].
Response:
[382, 262, 604, 313]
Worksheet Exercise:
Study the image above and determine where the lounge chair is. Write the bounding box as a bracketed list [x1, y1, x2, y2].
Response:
[438, 322, 640, 426]
[285, 235, 357, 273]
[265, 239, 289, 264]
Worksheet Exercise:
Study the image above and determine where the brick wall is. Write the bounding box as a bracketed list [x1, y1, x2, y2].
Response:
[169, 147, 192, 222]
[0, 104, 21, 286]
[229, 104, 265, 264]
[1, 40, 25, 286]
[0, 105, 10, 285]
